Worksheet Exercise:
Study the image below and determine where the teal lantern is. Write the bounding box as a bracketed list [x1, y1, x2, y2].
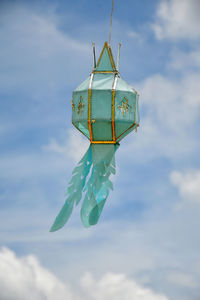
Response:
[72, 42, 139, 144]
[50, 1, 140, 231]
[50, 41, 140, 231]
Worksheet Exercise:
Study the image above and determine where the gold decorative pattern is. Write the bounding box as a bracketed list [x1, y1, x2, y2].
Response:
[77, 96, 84, 114]
[71, 99, 75, 112]
[117, 97, 133, 116]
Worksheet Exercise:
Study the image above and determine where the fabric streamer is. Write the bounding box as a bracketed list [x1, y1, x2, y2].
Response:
[50, 144, 119, 231]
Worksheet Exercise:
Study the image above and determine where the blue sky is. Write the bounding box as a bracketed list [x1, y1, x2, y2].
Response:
[0, 0, 200, 299]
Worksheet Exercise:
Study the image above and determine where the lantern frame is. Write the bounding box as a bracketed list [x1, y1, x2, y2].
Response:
[72, 42, 139, 144]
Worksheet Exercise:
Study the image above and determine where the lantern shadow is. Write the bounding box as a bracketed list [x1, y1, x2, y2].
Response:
[50, 144, 119, 231]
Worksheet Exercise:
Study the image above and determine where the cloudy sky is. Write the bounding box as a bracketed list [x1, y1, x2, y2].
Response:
[0, 0, 200, 299]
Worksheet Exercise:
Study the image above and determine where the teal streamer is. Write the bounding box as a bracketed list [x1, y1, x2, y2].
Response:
[81, 144, 119, 227]
[50, 145, 92, 232]
[50, 144, 119, 231]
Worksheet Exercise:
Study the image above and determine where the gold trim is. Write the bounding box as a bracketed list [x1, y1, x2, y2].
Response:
[108, 44, 116, 70]
[94, 42, 117, 72]
[95, 42, 106, 69]
[111, 75, 118, 142]
[88, 73, 94, 142]
[134, 92, 139, 132]
[135, 92, 137, 121]
[91, 141, 117, 144]
[92, 71, 118, 74]
[88, 89, 92, 142]
[112, 90, 116, 142]
[116, 123, 138, 141]
[72, 121, 90, 141]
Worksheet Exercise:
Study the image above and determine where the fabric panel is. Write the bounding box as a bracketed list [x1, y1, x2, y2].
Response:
[92, 121, 112, 141]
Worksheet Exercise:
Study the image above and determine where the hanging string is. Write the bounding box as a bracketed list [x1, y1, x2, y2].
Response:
[108, 0, 114, 45]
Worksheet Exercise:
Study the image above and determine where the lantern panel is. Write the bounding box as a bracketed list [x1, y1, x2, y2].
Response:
[116, 77, 135, 92]
[72, 90, 88, 121]
[72, 89, 90, 139]
[91, 90, 112, 120]
[74, 77, 90, 92]
[92, 121, 112, 141]
[73, 120, 90, 139]
[92, 74, 114, 90]
[135, 93, 140, 124]
[95, 44, 116, 72]
[115, 91, 136, 121]
[115, 121, 133, 140]
[117, 124, 137, 142]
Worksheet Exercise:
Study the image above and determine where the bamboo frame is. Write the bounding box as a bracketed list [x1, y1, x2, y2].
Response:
[86, 42, 139, 144]
[92, 71, 118, 74]
[72, 121, 90, 140]
[93, 42, 117, 73]
[108, 43, 116, 70]
[112, 90, 116, 142]
[91, 141, 116, 144]
[116, 123, 138, 141]
[88, 74, 94, 142]
[116, 43, 121, 71]
[111, 75, 118, 142]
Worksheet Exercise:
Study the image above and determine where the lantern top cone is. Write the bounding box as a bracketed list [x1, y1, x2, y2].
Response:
[71, 42, 140, 144]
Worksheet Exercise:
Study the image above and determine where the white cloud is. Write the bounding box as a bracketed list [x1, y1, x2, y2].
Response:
[0, 5, 90, 96]
[0, 3, 200, 300]
[170, 170, 200, 202]
[44, 128, 89, 162]
[80, 272, 168, 300]
[0, 128, 89, 184]
[127, 30, 144, 44]
[167, 271, 198, 288]
[153, 0, 200, 40]
[0, 150, 68, 182]
[0, 248, 168, 300]
[141, 73, 200, 126]
[120, 72, 200, 163]
[169, 49, 200, 70]
[0, 247, 73, 300]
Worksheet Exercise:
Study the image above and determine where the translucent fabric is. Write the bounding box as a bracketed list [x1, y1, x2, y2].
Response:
[50, 42, 140, 231]
[71, 42, 139, 143]
[50, 144, 119, 230]
[95, 45, 115, 72]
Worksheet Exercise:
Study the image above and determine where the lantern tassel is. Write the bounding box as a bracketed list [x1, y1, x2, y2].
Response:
[50, 145, 92, 232]
[50, 144, 119, 231]
[81, 144, 119, 227]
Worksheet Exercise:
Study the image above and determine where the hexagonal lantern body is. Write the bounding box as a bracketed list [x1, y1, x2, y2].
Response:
[72, 42, 139, 143]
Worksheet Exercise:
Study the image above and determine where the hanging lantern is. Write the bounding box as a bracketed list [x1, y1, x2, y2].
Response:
[50, 1, 140, 231]
[72, 42, 139, 144]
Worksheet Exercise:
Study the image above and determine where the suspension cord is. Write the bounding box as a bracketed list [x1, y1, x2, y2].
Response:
[108, 0, 114, 45]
